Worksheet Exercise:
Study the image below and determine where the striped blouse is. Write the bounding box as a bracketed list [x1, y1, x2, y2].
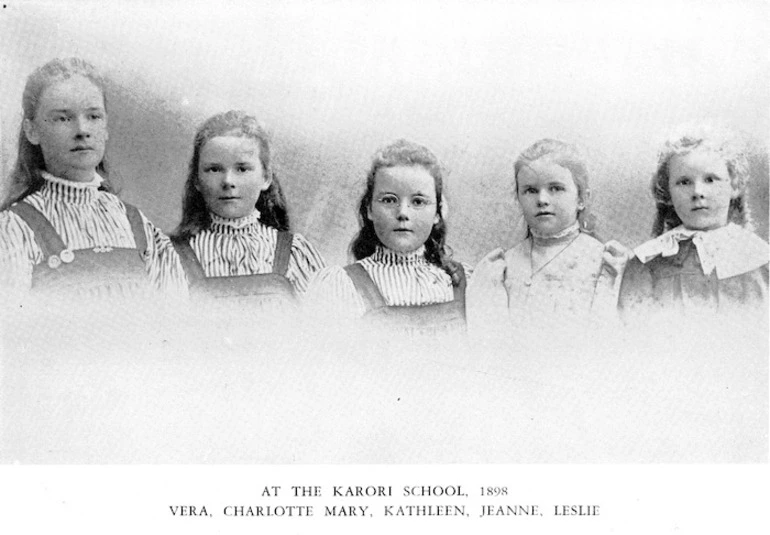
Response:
[305, 245, 460, 318]
[186, 211, 326, 294]
[0, 171, 187, 298]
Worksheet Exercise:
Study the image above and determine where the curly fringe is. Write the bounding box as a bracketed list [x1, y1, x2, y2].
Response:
[650, 127, 753, 236]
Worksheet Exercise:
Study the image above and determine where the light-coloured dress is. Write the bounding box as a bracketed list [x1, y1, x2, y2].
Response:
[467, 224, 619, 337]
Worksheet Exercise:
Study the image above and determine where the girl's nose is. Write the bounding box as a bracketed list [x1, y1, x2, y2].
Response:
[692, 179, 705, 198]
[396, 201, 410, 220]
[221, 170, 236, 187]
[74, 116, 91, 137]
[536, 191, 550, 205]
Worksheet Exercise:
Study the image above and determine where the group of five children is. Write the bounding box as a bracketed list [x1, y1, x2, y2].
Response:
[1, 58, 767, 338]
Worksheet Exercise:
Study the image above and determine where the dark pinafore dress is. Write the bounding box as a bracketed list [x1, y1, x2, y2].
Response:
[172, 231, 297, 309]
[343, 261, 467, 335]
[8, 201, 151, 299]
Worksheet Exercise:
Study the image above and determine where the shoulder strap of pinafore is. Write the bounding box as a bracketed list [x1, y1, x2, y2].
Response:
[272, 231, 293, 275]
[171, 236, 207, 286]
[123, 203, 148, 257]
[343, 262, 387, 312]
[9, 201, 66, 259]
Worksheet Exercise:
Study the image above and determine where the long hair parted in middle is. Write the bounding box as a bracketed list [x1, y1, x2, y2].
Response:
[350, 139, 461, 286]
[174, 110, 289, 240]
[3, 57, 113, 209]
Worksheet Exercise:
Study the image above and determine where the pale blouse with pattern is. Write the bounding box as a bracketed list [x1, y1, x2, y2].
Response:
[467, 225, 619, 336]
[503, 230, 618, 318]
[186, 211, 326, 294]
[0, 172, 186, 298]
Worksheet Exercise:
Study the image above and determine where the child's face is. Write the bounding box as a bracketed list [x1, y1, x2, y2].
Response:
[517, 159, 582, 236]
[668, 149, 736, 231]
[23, 75, 108, 182]
[367, 165, 439, 254]
[196, 135, 271, 219]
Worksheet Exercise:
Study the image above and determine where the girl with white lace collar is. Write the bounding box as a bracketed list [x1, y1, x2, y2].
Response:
[304, 139, 467, 336]
[0, 57, 186, 310]
[467, 139, 621, 337]
[618, 128, 768, 318]
[171, 111, 325, 312]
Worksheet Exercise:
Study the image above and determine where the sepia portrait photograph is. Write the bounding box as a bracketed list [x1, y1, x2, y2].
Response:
[1, 0, 768, 532]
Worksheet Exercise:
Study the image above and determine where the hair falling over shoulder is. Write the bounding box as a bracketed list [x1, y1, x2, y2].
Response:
[3, 57, 113, 209]
[349, 139, 462, 286]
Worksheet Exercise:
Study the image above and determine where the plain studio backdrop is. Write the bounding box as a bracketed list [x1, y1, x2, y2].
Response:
[0, 0, 768, 463]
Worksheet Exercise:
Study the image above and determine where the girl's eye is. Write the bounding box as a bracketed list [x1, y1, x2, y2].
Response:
[412, 197, 427, 207]
[550, 185, 565, 192]
[522, 187, 537, 195]
[237, 165, 253, 173]
[203, 165, 222, 173]
[704, 174, 722, 183]
[380, 195, 398, 204]
[675, 177, 691, 186]
[89, 113, 104, 121]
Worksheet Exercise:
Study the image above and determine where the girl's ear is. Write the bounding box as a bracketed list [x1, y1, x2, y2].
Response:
[260, 171, 273, 192]
[366, 203, 373, 221]
[23, 118, 40, 145]
[436, 197, 447, 224]
[579, 187, 591, 209]
[730, 182, 742, 200]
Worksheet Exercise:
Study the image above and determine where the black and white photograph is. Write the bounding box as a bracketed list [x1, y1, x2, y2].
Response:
[1, 0, 768, 532]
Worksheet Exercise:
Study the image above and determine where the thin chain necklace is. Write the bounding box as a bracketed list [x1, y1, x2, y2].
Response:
[525, 233, 581, 287]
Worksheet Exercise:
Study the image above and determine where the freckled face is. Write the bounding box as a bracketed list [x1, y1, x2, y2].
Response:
[367, 165, 440, 254]
[196, 136, 271, 219]
[516, 159, 582, 236]
[23, 75, 108, 182]
[668, 149, 736, 231]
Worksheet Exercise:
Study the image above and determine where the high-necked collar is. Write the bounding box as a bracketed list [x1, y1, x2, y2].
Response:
[40, 170, 103, 204]
[370, 245, 428, 265]
[531, 221, 581, 247]
[209, 210, 263, 234]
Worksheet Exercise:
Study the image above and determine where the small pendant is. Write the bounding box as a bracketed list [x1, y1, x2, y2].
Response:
[524, 278, 532, 287]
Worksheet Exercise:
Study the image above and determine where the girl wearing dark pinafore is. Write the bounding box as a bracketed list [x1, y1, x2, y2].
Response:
[171, 111, 325, 311]
[0, 58, 186, 305]
[305, 139, 467, 335]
